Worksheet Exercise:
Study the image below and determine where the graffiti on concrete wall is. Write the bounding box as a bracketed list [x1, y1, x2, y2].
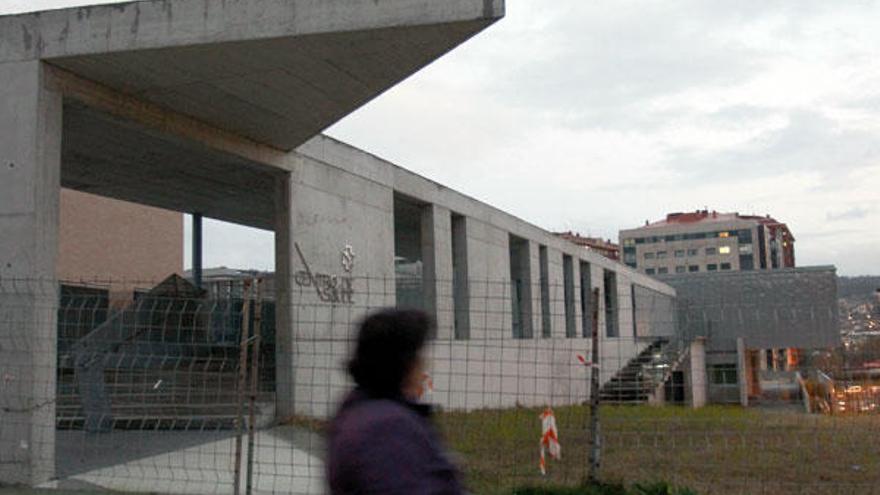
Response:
[293, 242, 356, 305]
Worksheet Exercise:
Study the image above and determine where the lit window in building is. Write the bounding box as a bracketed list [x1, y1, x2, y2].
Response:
[719, 231, 730, 238]
[739, 245, 753, 255]
[705, 247, 717, 256]
[623, 238, 635, 247]
[721, 262, 732, 270]
[718, 246, 731, 254]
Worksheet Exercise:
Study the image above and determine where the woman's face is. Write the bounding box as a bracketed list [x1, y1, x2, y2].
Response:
[402, 350, 427, 401]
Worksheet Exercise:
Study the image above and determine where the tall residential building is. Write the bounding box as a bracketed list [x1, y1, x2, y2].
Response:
[619, 210, 795, 276]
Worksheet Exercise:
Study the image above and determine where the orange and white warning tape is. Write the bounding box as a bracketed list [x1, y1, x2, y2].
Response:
[539, 407, 561, 475]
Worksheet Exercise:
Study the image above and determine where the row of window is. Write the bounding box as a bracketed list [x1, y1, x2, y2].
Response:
[645, 263, 732, 275]
[643, 246, 735, 260]
[622, 229, 753, 246]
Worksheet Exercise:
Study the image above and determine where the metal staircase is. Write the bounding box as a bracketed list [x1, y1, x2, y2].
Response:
[599, 336, 692, 404]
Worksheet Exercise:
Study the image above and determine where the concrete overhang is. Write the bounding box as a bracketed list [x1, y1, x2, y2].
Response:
[1, 0, 503, 229]
[2, 0, 503, 151]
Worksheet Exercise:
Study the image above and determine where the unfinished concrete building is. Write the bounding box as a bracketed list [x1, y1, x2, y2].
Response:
[0, 0, 509, 486]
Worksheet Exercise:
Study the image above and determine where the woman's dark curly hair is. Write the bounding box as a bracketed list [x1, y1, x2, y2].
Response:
[348, 308, 432, 398]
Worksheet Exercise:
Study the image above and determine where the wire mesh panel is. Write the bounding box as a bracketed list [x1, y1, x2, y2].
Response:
[0, 272, 877, 495]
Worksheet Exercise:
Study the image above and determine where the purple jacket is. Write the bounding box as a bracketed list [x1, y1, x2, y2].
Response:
[326, 389, 465, 495]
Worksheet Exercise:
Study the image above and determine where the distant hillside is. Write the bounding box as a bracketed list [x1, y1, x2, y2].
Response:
[838, 276, 880, 303]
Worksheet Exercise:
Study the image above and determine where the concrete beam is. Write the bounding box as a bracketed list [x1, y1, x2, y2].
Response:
[2, 0, 505, 61]
[0, 60, 61, 486]
[3, 0, 505, 150]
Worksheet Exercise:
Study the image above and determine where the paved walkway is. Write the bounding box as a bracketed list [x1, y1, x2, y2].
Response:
[47, 428, 325, 495]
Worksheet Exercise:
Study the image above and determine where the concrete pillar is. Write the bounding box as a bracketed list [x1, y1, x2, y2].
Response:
[274, 174, 295, 418]
[758, 349, 768, 371]
[421, 205, 453, 339]
[689, 337, 707, 408]
[0, 60, 62, 485]
[736, 337, 748, 407]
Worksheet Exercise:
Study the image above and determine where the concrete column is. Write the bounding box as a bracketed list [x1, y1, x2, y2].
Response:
[274, 174, 295, 418]
[422, 205, 453, 339]
[689, 337, 707, 408]
[0, 60, 62, 485]
[736, 337, 748, 407]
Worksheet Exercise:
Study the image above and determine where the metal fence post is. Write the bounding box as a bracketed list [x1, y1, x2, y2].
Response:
[233, 280, 253, 495]
[246, 279, 263, 495]
[588, 287, 601, 483]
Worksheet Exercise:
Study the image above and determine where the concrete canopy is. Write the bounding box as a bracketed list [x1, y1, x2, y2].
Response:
[2, 0, 504, 151]
[1, 0, 503, 228]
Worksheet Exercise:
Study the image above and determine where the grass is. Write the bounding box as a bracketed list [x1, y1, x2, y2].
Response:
[435, 405, 880, 495]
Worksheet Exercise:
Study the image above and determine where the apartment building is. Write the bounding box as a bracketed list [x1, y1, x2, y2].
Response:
[554, 231, 620, 261]
[619, 210, 795, 276]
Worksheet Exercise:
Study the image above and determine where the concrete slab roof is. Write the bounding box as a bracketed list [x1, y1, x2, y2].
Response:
[2, 0, 504, 150]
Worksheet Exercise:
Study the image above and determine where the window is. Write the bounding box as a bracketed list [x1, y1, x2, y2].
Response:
[688, 265, 699, 272]
[738, 244, 753, 255]
[538, 245, 551, 338]
[581, 262, 593, 338]
[603, 270, 618, 338]
[656, 251, 668, 259]
[687, 249, 698, 256]
[718, 246, 731, 255]
[394, 195, 432, 319]
[705, 247, 717, 256]
[674, 250, 685, 258]
[509, 235, 533, 339]
[626, 262, 637, 269]
[623, 238, 635, 247]
[719, 231, 730, 238]
[675, 266, 686, 273]
[737, 229, 753, 243]
[644, 252, 655, 260]
[624, 252, 636, 263]
[709, 364, 738, 385]
[635, 237, 646, 245]
[563, 255, 576, 338]
[739, 254, 754, 271]
[645, 268, 656, 275]
[657, 267, 669, 274]
[721, 262, 732, 270]
[451, 214, 470, 339]
[707, 264, 718, 271]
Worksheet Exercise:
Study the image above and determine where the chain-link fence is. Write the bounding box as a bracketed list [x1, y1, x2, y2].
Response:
[1, 273, 876, 495]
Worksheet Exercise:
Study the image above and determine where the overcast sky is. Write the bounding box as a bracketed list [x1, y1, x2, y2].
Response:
[7, 1, 879, 276]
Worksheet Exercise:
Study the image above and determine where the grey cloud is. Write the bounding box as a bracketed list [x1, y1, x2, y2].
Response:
[826, 208, 871, 222]
[666, 109, 880, 182]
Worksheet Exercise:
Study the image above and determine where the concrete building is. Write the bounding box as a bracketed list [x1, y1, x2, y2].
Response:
[0, 0, 508, 485]
[660, 267, 839, 405]
[261, 135, 678, 418]
[59, 188, 183, 301]
[620, 210, 795, 276]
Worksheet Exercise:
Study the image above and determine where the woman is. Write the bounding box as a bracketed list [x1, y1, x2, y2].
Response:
[326, 309, 464, 494]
